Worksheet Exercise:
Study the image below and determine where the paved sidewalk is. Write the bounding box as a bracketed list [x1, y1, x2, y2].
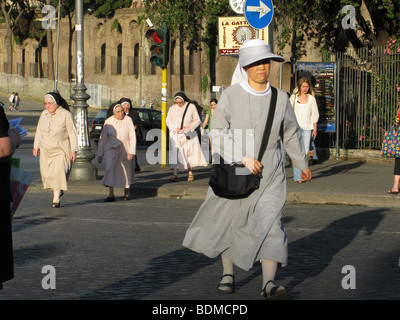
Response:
[2, 91, 399, 209]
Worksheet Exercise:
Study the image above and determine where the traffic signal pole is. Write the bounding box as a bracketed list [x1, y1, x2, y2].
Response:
[161, 68, 167, 166]
[145, 22, 169, 166]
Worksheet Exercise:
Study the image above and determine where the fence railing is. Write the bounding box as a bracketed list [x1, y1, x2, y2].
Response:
[336, 44, 400, 149]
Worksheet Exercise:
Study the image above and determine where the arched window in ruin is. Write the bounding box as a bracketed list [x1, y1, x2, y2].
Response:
[170, 40, 176, 75]
[134, 43, 139, 76]
[101, 43, 106, 73]
[117, 44, 122, 74]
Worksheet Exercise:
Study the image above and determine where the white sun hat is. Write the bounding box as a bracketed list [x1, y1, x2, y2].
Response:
[238, 39, 284, 67]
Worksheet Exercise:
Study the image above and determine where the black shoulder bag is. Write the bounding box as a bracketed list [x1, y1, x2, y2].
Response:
[208, 87, 278, 199]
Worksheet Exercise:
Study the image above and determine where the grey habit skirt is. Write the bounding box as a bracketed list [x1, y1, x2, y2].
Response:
[182, 161, 288, 271]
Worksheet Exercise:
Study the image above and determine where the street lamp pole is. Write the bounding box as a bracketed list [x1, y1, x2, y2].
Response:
[69, 0, 97, 180]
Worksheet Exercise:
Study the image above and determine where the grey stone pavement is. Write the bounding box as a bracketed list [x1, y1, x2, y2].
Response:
[1, 93, 400, 304]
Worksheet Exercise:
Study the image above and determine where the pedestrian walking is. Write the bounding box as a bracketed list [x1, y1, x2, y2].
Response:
[119, 97, 143, 172]
[202, 98, 218, 159]
[141, 97, 146, 108]
[166, 92, 207, 182]
[97, 102, 136, 201]
[183, 39, 311, 299]
[12, 93, 20, 111]
[0, 103, 20, 290]
[388, 106, 400, 194]
[289, 77, 319, 182]
[33, 92, 78, 208]
[150, 97, 154, 109]
[8, 92, 15, 111]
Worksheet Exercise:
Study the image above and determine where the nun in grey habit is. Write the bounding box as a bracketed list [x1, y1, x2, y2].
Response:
[182, 39, 311, 299]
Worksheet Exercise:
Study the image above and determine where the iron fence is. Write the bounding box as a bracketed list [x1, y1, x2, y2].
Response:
[336, 45, 400, 149]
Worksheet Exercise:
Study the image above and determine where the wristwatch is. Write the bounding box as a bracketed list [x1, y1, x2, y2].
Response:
[229, 0, 245, 14]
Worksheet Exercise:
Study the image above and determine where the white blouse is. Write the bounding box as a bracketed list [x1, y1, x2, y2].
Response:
[289, 94, 319, 130]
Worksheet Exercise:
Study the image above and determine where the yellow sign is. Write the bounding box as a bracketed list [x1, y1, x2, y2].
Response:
[218, 17, 270, 55]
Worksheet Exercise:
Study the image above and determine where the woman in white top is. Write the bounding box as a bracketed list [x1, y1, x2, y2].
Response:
[289, 77, 319, 183]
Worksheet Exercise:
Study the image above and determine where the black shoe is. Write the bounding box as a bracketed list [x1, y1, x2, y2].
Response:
[261, 280, 288, 299]
[52, 202, 60, 208]
[217, 274, 235, 294]
[104, 196, 115, 202]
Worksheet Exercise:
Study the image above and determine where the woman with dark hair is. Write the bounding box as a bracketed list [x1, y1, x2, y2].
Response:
[33, 92, 78, 207]
[166, 92, 207, 182]
[202, 98, 218, 159]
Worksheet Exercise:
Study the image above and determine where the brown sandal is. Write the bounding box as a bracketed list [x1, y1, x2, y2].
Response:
[170, 175, 178, 182]
[187, 173, 194, 181]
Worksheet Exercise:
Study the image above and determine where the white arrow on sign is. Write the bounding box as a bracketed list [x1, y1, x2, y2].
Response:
[247, 0, 271, 18]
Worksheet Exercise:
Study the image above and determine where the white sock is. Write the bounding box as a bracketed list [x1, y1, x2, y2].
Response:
[221, 255, 234, 283]
[261, 259, 278, 290]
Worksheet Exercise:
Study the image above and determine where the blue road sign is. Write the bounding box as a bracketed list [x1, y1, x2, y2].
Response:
[244, 0, 274, 30]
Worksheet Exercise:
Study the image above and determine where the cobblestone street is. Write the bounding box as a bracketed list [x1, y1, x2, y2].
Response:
[1, 191, 399, 302]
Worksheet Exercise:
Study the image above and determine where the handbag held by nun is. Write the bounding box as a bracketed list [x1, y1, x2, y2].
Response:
[209, 87, 277, 199]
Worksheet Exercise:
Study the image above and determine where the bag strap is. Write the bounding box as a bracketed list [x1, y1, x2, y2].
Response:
[180, 102, 190, 129]
[257, 86, 277, 161]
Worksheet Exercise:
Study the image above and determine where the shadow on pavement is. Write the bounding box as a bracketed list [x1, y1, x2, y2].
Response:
[282, 208, 386, 298]
[79, 248, 219, 300]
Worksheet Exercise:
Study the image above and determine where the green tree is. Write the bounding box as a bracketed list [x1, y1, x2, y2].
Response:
[142, 0, 231, 100]
[274, 0, 400, 60]
[83, 0, 131, 17]
[0, 0, 30, 74]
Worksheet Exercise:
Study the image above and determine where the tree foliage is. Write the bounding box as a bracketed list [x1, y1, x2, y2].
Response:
[274, 0, 400, 59]
[83, 0, 131, 17]
[0, 0, 34, 43]
[142, 0, 232, 49]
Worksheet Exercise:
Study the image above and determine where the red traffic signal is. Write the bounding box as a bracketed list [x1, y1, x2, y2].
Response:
[145, 24, 169, 69]
[145, 29, 163, 44]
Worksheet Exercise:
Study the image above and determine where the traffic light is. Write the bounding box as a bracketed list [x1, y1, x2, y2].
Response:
[145, 22, 169, 69]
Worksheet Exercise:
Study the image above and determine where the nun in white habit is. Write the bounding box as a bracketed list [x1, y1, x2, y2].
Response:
[182, 39, 311, 299]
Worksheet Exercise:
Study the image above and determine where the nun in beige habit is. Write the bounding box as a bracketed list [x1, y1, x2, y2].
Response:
[183, 39, 312, 299]
[97, 103, 136, 201]
[166, 92, 207, 182]
[33, 92, 78, 208]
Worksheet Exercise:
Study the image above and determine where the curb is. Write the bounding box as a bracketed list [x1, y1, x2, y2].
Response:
[286, 191, 400, 208]
[28, 179, 400, 208]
